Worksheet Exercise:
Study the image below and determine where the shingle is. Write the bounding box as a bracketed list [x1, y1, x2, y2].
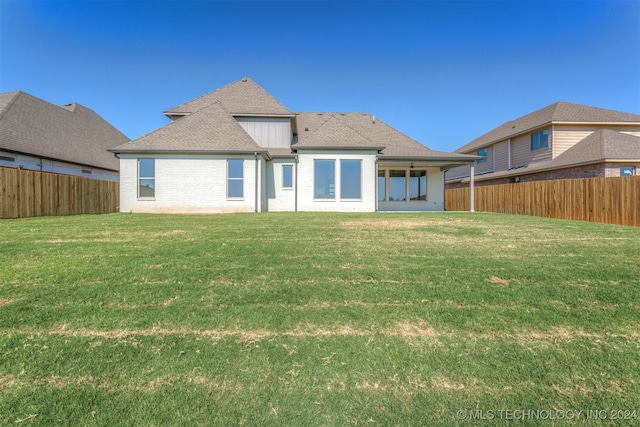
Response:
[294, 112, 475, 160]
[0, 91, 128, 171]
[113, 101, 262, 152]
[456, 102, 640, 154]
[165, 77, 292, 116]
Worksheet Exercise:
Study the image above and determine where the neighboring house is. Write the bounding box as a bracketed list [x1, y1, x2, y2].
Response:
[110, 77, 478, 213]
[0, 91, 128, 181]
[446, 102, 640, 189]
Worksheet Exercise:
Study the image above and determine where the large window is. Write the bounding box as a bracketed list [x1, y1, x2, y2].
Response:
[340, 160, 361, 199]
[282, 165, 293, 189]
[477, 148, 488, 164]
[227, 159, 244, 198]
[388, 170, 407, 201]
[409, 170, 427, 200]
[314, 160, 335, 199]
[531, 129, 549, 151]
[379, 169, 427, 202]
[378, 170, 386, 202]
[138, 158, 155, 198]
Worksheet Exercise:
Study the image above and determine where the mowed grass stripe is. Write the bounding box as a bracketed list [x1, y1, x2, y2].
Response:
[1, 212, 639, 425]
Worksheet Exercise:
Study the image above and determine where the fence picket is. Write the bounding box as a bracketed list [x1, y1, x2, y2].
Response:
[0, 167, 119, 219]
[446, 176, 640, 226]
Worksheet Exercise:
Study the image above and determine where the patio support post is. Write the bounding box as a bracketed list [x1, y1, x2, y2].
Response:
[469, 163, 475, 213]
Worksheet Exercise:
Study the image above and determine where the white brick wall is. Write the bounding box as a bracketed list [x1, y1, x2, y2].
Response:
[119, 154, 260, 213]
[266, 159, 297, 212]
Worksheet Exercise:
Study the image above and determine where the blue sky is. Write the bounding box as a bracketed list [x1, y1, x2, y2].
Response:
[1, 0, 638, 152]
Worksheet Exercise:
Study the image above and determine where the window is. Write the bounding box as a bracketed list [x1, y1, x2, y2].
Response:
[531, 129, 549, 151]
[81, 169, 92, 175]
[0, 155, 16, 163]
[340, 160, 361, 199]
[378, 170, 386, 202]
[389, 170, 407, 201]
[409, 170, 427, 200]
[314, 160, 335, 199]
[282, 165, 293, 189]
[138, 159, 155, 198]
[477, 148, 488, 164]
[227, 159, 244, 198]
[620, 166, 635, 177]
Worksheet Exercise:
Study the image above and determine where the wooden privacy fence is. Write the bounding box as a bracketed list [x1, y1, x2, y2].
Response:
[0, 167, 119, 219]
[445, 175, 640, 226]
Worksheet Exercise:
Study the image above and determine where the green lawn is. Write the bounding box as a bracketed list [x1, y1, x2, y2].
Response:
[1, 212, 639, 425]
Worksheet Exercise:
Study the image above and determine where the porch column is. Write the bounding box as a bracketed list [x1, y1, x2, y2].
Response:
[469, 163, 475, 213]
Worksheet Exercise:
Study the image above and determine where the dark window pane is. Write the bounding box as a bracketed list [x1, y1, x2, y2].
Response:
[410, 170, 427, 201]
[314, 160, 335, 199]
[139, 179, 155, 198]
[340, 160, 361, 199]
[139, 159, 154, 177]
[283, 165, 293, 188]
[228, 180, 243, 198]
[389, 170, 406, 201]
[228, 160, 243, 179]
[378, 170, 386, 202]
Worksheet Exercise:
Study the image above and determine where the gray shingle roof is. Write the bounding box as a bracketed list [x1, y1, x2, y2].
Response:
[164, 77, 292, 116]
[0, 91, 128, 171]
[456, 102, 640, 154]
[114, 78, 477, 164]
[112, 101, 263, 153]
[295, 112, 477, 160]
[456, 130, 640, 183]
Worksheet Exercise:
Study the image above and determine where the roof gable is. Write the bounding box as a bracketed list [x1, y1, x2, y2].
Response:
[0, 91, 128, 171]
[165, 77, 292, 116]
[113, 102, 261, 152]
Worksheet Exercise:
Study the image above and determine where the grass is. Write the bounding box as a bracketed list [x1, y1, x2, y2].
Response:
[0, 212, 639, 425]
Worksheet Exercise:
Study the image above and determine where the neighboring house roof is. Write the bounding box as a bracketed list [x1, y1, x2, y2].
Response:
[164, 77, 292, 117]
[0, 90, 128, 171]
[454, 130, 640, 183]
[113, 102, 264, 153]
[456, 102, 640, 154]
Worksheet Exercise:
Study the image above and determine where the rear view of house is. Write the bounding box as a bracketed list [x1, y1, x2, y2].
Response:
[446, 102, 640, 188]
[110, 77, 478, 213]
[0, 91, 128, 181]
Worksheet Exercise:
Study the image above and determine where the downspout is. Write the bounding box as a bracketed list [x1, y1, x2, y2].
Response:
[294, 155, 299, 212]
[254, 152, 259, 213]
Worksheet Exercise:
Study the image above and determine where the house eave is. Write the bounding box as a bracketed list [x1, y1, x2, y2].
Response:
[108, 148, 271, 159]
[2, 148, 119, 173]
